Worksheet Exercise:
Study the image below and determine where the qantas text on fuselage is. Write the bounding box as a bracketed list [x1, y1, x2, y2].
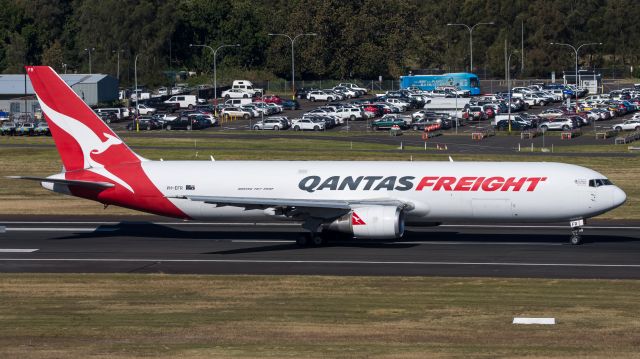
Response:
[298, 175, 547, 193]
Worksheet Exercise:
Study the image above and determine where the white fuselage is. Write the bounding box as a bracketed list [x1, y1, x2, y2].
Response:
[140, 161, 626, 223]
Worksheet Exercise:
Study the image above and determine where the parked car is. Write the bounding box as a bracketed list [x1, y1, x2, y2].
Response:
[252, 118, 287, 130]
[495, 119, 531, 131]
[262, 95, 284, 104]
[221, 88, 252, 99]
[164, 116, 204, 130]
[136, 104, 157, 115]
[280, 99, 300, 110]
[291, 118, 325, 131]
[220, 107, 252, 120]
[15, 123, 35, 136]
[127, 118, 162, 131]
[295, 88, 316, 99]
[307, 91, 335, 102]
[0, 122, 16, 135]
[34, 122, 50, 136]
[539, 117, 575, 132]
[612, 119, 640, 132]
[371, 117, 408, 130]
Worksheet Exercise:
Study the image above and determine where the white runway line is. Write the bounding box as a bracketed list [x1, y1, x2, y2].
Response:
[0, 249, 38, 253]
[5, 228, 97, 232]
[0, 258, 639, 268]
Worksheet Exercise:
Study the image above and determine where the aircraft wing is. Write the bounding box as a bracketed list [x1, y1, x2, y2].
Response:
[6, 176, 115, 189]
[171, 195, 411, 214]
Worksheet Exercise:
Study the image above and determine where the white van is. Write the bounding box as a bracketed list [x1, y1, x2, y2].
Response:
[224, 98, 252, 106]
[164, 95, 198, 109]
[95, 107, 130, 120]
[232, 80, 263, 96]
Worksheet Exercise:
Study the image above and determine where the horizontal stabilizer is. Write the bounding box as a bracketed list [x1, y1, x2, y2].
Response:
[6, 176, 115, 189]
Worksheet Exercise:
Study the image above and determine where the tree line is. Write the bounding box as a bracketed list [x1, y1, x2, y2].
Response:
[1, 0, 638, 87]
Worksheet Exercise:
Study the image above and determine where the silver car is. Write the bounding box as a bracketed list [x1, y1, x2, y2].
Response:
[252, 118, 286, 131]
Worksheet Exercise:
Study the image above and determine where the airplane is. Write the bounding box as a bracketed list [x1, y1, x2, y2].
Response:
[10, 66, 627, 246]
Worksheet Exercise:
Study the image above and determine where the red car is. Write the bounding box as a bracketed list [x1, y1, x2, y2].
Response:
[262, 95, 283, 105]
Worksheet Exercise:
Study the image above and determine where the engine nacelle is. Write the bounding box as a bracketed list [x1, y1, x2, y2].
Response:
[326, 206, 404, 239]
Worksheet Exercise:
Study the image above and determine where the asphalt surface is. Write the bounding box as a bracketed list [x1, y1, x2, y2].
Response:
[1, 217, 639, 279]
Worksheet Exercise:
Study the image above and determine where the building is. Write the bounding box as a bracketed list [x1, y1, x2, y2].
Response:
[0, 73, 118, 117]
[562, 70, 602, 95]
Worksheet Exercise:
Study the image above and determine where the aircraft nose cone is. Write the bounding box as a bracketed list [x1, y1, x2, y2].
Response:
[612, 187, 627, 208]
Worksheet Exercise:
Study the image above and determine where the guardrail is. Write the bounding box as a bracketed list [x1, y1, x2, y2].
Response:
[615, 131, 640, 144]
[595, 130, 616, 139]
[471, 127, 495, 140]
[560, 129, 581, 140]
[520, 129, 541, 139]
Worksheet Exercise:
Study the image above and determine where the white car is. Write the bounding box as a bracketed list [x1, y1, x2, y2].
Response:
[612, 119, 640, 132]
[221, 89, 252, 99]
[337, 82, 368, 95]
[386, 98, 410, 112]
[291, 118, 325, 131]
[334, 107, 365, 121]
[157, 87, 168, 96]
[307, 91, 335, 102]
[136, 104, 156, 115]
[333, 86, 359, 99]
[220, 107, 252, 120]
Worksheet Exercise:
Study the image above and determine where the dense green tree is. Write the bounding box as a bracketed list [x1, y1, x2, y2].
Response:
[1, 0, 639, 84]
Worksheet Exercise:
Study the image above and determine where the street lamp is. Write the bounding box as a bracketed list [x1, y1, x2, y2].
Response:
[112, 49, 125, 80]
[134, 53, 142, 132]
[84, 47, 95, 74]
[549, 42, 601, 108]
[190, 43, 240, 114]
[506, 51, 519, 134]
[268, 32, 317, 99]
[446, 22, 494, 72]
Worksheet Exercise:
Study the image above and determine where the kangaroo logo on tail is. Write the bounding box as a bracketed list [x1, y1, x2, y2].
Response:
[38, 97, 134, 193]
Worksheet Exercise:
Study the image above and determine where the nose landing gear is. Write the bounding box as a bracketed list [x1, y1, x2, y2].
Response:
[569, 219, 584, 245]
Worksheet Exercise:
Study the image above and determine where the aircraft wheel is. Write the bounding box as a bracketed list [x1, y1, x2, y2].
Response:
[311, 235, 325, 247]
[296, 236, 309, 247]
[570, 234, 582, 245]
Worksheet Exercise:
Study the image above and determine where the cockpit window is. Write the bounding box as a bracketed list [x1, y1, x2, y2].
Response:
[589, 179, 613, 187]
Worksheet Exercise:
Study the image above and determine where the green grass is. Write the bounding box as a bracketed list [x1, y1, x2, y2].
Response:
[0, 135, 638, 219]
[0, 274, 639, 358]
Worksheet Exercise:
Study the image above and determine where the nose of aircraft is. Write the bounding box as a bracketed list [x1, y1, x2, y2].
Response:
[612, 186, 627, 208]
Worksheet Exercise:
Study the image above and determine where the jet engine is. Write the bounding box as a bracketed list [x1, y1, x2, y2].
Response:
[325, 206, 404, 239]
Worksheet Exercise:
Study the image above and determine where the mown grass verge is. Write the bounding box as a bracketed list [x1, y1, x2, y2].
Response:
[0, 274, 639, 358]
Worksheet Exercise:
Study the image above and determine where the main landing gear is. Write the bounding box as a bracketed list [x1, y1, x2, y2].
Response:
[569, 219, 584, 245]
[296, 219, 326, 247]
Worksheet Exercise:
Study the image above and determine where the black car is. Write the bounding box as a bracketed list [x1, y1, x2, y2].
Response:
[295, 88, 316, 100]
[126, 118, 162, 131]
[165, 116, 204, 130]
[95, 111, 118, 124]
[495, 119, 530, 131]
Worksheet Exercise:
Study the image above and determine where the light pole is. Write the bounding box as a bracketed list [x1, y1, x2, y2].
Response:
[507, 51, 519, 134]
[549, 42, 601, 109]
[268, 32, 317, 99]
[112, 49, 124, 80]
[446, 22, 494, 72]
[190, 43, 240, 115]
[134, 53, 142, 132]
[84, 47, 95, 74]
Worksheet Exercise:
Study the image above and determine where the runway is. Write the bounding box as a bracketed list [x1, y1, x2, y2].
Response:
[0, 218, 639, 279]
